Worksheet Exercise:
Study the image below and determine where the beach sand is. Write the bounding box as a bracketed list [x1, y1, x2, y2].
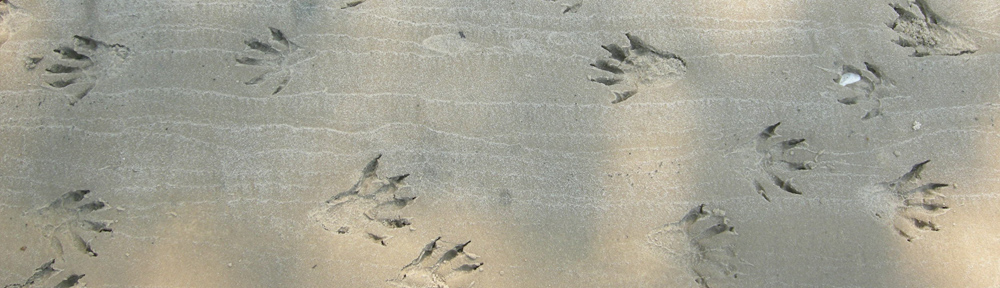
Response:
[1, 0, 999, 287]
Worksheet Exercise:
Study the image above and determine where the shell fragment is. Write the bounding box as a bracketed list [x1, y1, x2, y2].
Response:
[838, 72, 862, 86]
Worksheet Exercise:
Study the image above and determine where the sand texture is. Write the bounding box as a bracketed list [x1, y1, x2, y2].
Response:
[2, 0, 1000, 287]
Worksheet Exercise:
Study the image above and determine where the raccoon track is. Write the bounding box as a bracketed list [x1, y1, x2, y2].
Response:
[826, 62, 895, 120]
[749, 122, 824, 200]
[862, 160, 952, 242]
[309, 155, 417, 246]
[31, 35, 129, 105]
[589, 33, 686, 104]
[889, 0, 977, 57]
[234, 27, 310, 95]
[648, 204, 741, 288]
[23, 190, 116, 258]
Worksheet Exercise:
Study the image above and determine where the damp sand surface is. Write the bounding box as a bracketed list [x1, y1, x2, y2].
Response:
[1, 0, 999, 287]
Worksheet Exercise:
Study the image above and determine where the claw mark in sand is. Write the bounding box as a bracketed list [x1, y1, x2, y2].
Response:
[2, 259, 87, 288]
[861, 160, 953, 242]
[341, 0, 366, 9]
[388, 237, 484, 288]
[541, 0, 581, 14]
[561, 3, 582, 13]
[29, 35, 129, 105]
[648, 204, 741, 288]
[235, 27, 311, 95]
[889, 0, 977, 57]
[589, 33, 686, 104]
[23, 189, 117, 258]
[310, 155, 417, 246]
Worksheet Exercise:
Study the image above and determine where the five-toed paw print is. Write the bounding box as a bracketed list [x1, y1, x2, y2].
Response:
[648, 204, 741, 288]
[25, 190, 116, 258]
[28, 35, 129, 105]
[34, 37, 96, 105]
[827, 62, 895, 120]
[748, 122, 825, 201]
[889, 0, 977, 57]
[310, 155, 418, 246]
[589, 33, 686, 104]
[235, 27, 312, 95]
[866, 160, 952, 242]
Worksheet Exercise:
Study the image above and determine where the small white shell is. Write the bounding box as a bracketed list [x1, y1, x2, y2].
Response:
[838, 72, 861, 86]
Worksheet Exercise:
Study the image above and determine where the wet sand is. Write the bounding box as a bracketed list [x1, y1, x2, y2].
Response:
[1, 0, 999, 287]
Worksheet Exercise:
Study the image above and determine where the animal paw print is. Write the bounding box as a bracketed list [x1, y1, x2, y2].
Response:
[750, 122, 824, 201]
[828, 61, 895, 120]
[589, 33, 686, 104]
[28, 35, 129, 105]
[32, 37, 95, 105]
[647, 204, 740, 288]
[235, 27, 308, 95]
[310, 155, 417, 246]
[388, 237, 484, 288]
[889, 0, 977, 57]
[870, 160, 952, 242]
[25, 190, 116, 258]
[2, 259, 85, 288]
